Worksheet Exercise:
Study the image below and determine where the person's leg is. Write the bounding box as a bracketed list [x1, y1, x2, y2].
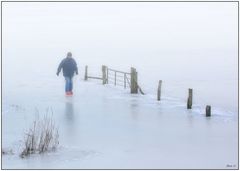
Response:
[69, 77, 73, 93]
[65, 77, 70, 93]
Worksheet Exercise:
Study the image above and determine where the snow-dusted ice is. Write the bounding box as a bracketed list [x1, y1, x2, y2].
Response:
[2, 76, 238, 169]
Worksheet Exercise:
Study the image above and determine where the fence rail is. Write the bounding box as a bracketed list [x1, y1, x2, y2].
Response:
[107, 67, 131, 89]
[108, 68, 131, 75]
[84, 65, 144, 94]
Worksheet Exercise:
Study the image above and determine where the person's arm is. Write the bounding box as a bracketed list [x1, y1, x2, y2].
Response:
[73, 59, 78, 75]
[56, 59, 65, 76]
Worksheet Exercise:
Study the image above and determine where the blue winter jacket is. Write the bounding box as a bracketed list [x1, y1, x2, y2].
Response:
[57, 57, 78, 77]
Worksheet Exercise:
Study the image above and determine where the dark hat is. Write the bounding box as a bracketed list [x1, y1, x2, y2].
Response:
[67, 52, 72, 57]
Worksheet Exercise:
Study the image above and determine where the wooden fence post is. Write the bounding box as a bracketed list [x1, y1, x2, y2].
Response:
[102, 65, 107, 85]
[106, 67, 108, 84]
[157, 80, 162, 101]
[84, 65, 88, 80]
[114, 71, 117, 86]
[124, 73, 126, 89]
[206, 105, 211, 117]
[130, 67, 138, 94]
[187, 88, 193, 109]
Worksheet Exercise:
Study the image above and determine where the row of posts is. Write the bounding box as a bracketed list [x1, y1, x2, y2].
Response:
[157, 80, 211, 117]
[85, 65, 211, 117]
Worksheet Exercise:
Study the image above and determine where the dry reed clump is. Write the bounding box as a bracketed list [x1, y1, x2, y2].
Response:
[2, 148, 14, 155]
[20, 109, 59, 158]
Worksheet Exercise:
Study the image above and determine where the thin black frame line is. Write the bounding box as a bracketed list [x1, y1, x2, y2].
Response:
[1, 1, 3, 171]
[1, 1, 239, 170]
[238, 1, 240, 171]
[1, 1, 239, 2]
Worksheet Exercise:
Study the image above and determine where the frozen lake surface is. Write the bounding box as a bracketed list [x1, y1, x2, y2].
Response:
[2, 2, 238, 169]
[2, 77, 238, 169]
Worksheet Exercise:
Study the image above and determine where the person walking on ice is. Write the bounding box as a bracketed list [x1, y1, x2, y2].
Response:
[57, 52, 78, 96]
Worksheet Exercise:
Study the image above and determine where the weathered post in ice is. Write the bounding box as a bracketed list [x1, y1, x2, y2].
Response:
[187, 88, 193, 109]
[102, 65, 107, 85]
[106, 67, 108, 84]
[114, 71, 117, 86]
[206, 105, 211, 117]
[124, 73, 126, 89]
[84, 65, 88, 81]
[130, 67, 138, 94]
[157, 80, 162, 101]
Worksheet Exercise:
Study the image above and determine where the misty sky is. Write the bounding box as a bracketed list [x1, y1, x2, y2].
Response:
[3, 2, 237, 65]
[3, 2, 238, 78]
[3, 3, 237, 47]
